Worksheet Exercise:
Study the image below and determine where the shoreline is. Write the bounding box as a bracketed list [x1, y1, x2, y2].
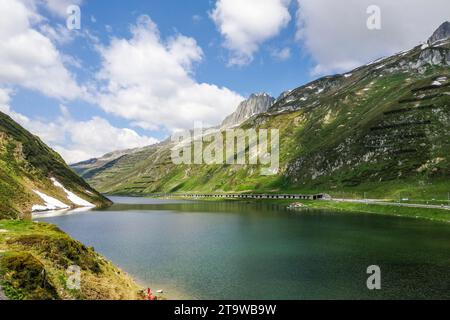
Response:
[30, 213, 192, 300]
[31, 206, 193, 300]
[10, 195, 447, 300]
[303, 200, 450, 224]
[0, 219, 145, 300]
[146, 195, 450, 223]
[133, 278, 194, 300]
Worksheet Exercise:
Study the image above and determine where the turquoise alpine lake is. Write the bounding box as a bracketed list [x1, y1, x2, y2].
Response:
[33, 197, 450, 299]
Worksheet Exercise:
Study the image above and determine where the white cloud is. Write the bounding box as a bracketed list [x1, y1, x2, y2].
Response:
[0, 88, 12, 110]
[270, 47, 291, 61]
[42, 0, 83, 17]
[0, 87, 31, 124]
[39, 23, 74, 44]
[53, 116, 158, 163]
[0, 89, 65, 147]
[296, 0, 450, 75]
[0, 0, 84, 100]
[211, 0, 292, 66]
[1, 100, 158, 164]
[95, 15, 244, 132]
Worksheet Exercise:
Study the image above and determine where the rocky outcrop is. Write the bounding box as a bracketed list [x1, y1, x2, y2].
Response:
[221, 93, 275, 128]
[415, 47, 450, 68]
[275, 90, 292, 102]
[428, 21, 450, 45]
[0, 286, 8, 300]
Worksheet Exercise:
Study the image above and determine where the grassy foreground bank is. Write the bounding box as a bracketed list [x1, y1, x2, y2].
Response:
[0, 220, 144, 300]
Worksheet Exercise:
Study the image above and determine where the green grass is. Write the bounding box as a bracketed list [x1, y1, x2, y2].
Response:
[164, 196, 450, 223]
[304, 201, 450, 223]
[0, 111, 112, 219]
[70, 44, 450, 207]
[0, 220, 143, 300]
[81, 66, 450, 201]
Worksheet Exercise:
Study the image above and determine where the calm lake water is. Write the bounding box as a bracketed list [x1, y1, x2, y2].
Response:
[34, 197, 450, 299]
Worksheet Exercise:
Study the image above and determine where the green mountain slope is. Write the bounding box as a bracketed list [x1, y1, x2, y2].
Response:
[72, 27, 450, 200]
[0, 112, 111, 219]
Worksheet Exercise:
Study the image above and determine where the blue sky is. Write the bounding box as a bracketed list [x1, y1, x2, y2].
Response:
[0, 0, 449, 163]
[83, 0, 311, 95]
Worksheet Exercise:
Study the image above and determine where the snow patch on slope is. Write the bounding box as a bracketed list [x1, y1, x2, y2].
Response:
[51, 178, 95, 207]
[32, 190, 70, 212]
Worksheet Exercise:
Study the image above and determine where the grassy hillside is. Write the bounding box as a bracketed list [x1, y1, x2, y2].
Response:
[73, 40, 450, 201]
[0, 113, 146, 300]
[0, 111, 111, 219]
[0, 220, 143, 300]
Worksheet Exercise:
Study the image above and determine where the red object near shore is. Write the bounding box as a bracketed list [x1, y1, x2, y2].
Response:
[147, 288, 157, 300]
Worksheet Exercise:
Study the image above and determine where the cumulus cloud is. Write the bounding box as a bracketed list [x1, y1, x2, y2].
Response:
[0, 0, 84, 100]
[41, 0, 83, 17]
[270, 47, 291, 61]
[95, 15, 244, 132]
[39, 23, 74, 44]
[211, 0, 292, 66]
[0, 88, 12, 110]
[296, 0, 450, 75]
[1, 100, 158, 164]
[53, 116, 159, 163]
[0, 87, 31, 124]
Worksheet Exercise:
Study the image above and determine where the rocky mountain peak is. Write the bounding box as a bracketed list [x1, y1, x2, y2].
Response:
[428, 21, 450, 45]
[249, 92, 270, 98]
[221, 93, 275, 128]
[275, 90, 292, 102]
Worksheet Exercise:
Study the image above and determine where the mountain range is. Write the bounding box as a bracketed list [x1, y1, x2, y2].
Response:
[70, 21, 450, 199]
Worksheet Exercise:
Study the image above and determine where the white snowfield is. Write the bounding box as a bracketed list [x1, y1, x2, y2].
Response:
[32, 190, 70, 212]
[31, 178, 95, 212]
[51, 178, 95, 207]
